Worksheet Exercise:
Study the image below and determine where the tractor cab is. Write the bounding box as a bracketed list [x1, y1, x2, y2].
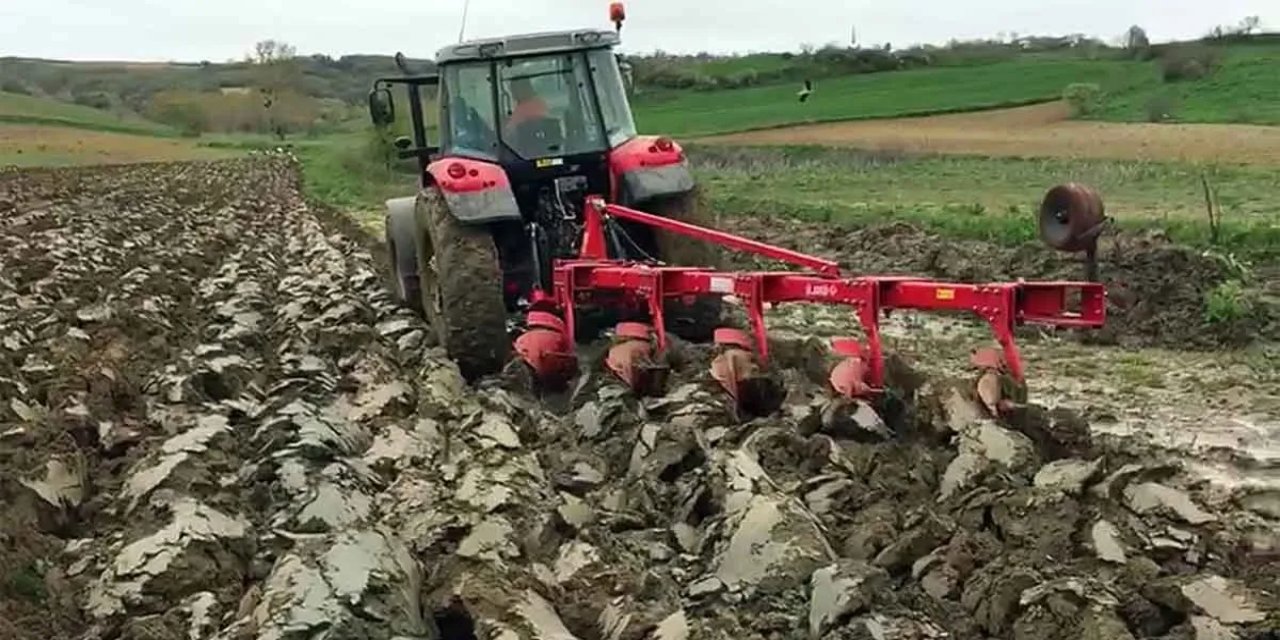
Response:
[368, 30, 635, 195]
[437, 31, 637, 167]
[432, 30, 638, 232]
[368, 29, 660, 256]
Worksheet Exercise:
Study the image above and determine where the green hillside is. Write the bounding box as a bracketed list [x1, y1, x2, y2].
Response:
[0, 91, 173, 135]
[1087, 44, 1280, 124]
[633, 58, 1147, 137]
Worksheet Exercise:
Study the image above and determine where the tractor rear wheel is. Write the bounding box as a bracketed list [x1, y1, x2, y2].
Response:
[643, 187, 724, 341]
[414, 189, 512, 381]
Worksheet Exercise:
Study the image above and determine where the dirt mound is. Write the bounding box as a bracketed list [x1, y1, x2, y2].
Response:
[2, 157, 1277, 640]
[721, 214, 1274, 349]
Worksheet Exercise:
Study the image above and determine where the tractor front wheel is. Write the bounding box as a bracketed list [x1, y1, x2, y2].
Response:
[414, 189, 512, 381]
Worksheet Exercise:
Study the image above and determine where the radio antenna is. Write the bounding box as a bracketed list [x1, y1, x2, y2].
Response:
[458, 0, 471, 42]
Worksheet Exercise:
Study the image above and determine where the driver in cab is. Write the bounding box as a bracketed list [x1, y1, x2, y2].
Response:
[504, 77, 548, 138]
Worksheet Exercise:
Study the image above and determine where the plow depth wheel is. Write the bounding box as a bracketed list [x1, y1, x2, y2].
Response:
[643, 188, 724, 341]
[1039, 183, 1105, 253]
[414, 189, 512, 381]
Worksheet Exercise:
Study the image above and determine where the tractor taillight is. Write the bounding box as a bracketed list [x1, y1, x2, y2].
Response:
[655, 137, 674, 152]
[447, 163, 467, 179]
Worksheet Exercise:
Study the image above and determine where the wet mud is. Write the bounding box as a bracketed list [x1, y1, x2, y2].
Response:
[1, 157, 1277, 640]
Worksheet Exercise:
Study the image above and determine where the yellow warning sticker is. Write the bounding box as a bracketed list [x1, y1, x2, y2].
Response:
[936, 288, 955, 300]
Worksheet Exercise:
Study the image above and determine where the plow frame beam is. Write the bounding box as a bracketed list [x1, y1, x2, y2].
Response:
[524, 195, 1107, 390]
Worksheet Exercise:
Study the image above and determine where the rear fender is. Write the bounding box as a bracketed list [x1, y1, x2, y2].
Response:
[609, 135, 695, 205]
[426, 156, 522, 224]
[385, 196, 419, 276]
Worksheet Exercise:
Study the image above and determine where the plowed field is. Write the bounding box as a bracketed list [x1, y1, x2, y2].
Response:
[1, 156, 1276, 640]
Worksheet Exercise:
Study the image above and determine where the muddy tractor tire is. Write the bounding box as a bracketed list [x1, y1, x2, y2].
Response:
[413, 189, 512, 381]
[384, 197, 422, 313]
[642, 187, 724, 341]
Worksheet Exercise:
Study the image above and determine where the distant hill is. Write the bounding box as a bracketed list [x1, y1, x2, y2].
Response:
[2, 29, 1276, 139]
[0, 90, 174, 135]
[0, 54, 435, 108]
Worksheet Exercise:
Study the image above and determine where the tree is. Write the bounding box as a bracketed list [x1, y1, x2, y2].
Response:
[1125, 25, 1150, 51]
[1240, 16, 1261, 35]
[252, 39, 297, 65]
[249, 39, 301, 140]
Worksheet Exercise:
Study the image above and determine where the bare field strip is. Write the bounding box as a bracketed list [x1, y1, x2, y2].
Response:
[0, 125, 229, 166]
[701, 102, 1280, 165]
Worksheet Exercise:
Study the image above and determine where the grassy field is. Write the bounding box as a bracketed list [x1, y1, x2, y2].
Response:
[1089, 44, 1280, 125]
[688, 145, 1280, 257]
[279, 133, 1280, 260]
[0, 91, 174, 136]
[632, 58, 1147, 137]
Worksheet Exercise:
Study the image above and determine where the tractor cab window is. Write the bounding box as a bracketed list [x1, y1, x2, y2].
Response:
[587, 49, 637, 147]
[442, 62, 500, 160]
[497, 54, 605, 160]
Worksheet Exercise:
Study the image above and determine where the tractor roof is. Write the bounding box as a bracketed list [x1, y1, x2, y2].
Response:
[436, 29, 620, 64]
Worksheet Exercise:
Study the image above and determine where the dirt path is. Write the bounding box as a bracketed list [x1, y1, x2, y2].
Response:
[1, 158, 1277, 639]
[700, 102, 1280, 165]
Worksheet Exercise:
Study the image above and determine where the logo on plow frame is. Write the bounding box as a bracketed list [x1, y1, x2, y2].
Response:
[805, 283, 838, 298]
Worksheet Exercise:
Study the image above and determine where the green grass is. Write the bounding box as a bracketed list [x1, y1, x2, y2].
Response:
[286, 137, 1279, 261]
[688, 145, 1280, 257]
[1089, 45, 1280, 125]
[290, 130, 414, 210]
[0, 91, 174, 136]
[632, 58, 1147, 137]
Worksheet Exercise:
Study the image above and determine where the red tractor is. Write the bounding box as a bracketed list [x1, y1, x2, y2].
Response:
[369, 8, 1107, 407]
[369, 16, 719, 381]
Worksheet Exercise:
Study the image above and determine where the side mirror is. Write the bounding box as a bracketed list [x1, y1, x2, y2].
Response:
[368, 87, 395, 126]
[616, 54, 634, 93]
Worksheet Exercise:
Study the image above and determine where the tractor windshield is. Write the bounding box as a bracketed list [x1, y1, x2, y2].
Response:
[496, 54, 605, 159]
[440, 49, 637, 162]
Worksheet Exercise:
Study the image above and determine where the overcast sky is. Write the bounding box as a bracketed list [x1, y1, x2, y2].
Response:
[1, 0, 1274, 61]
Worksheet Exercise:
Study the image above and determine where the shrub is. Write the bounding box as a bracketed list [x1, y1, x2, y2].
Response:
[1144, 94, 1176, 122]
[1204, 279, 1251, 324]
[1159, 44, 1222, 82]
[1062, 82, 1103, 115]
[0, 79, 30, 95]
[71, 90, 113, 110]
[724, 69, 759, 89]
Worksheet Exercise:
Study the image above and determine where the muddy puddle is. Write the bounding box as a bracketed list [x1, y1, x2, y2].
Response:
[1, 156, 1277, 640]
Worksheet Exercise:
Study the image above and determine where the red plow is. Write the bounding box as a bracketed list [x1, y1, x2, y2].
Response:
[516, 196, 1105, 413]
